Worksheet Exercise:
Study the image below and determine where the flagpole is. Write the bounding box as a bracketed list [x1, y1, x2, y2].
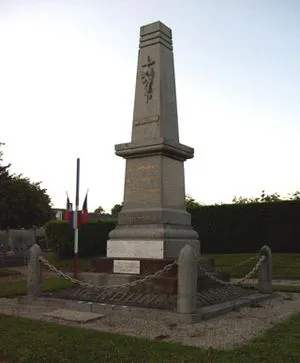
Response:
[74, 158, 80, 277]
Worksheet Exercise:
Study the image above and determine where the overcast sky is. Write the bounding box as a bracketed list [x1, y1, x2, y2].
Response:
[1, 0, 299, 212]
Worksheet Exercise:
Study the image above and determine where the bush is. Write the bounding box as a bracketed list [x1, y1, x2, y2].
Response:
[45, 200, 300, 257]
[189, 200, 300, 253]
[45, 220, 116, 258]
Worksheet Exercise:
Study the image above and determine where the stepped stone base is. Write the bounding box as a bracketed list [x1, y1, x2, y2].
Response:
[85, 257, 230, 294]
[90, 257, 215, 276]
[107, 224, 200, 260]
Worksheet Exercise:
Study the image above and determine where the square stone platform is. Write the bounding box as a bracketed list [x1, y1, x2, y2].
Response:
[83, 257, 229, 294]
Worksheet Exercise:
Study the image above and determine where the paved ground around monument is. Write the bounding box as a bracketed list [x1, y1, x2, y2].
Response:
[1, 292, 300, 349]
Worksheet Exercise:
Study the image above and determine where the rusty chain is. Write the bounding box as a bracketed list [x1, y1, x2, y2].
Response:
[39, 251, 265, 292]
[39, 256, 177, 291]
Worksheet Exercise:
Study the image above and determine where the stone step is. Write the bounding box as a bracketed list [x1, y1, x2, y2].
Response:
[90, 257, 178, 277]
[91, 257, 216, 276]
[78, 268, 230, 295]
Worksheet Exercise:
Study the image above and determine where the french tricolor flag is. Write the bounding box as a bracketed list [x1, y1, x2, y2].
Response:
[64, 192, 89, 228]
[76, 191, 89, 227]
[64, 194, 74, 226]
[80, 191, 89, 225]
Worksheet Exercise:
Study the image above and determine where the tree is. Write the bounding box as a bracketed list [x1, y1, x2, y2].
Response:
[232, 190, 284, 204]
[232, 196, 260, 204]
[288, 191, 300, 200]
[185, 195, 203, 209]
[0, 142, 10, 181]
[259, 190, 282, 203]
[94, 206, 104, 214]
[111, 203, 123, 217]
[0, 143, 53, 229]
[110, 197, 204, 215]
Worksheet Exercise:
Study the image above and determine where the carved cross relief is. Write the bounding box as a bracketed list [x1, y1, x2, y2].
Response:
[140, 56, 155, 103]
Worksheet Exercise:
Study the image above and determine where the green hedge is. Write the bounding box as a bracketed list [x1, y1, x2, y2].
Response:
[45, 220, 116, 258]
[189, 200, 300, 253]
[45, 200, 300, 256]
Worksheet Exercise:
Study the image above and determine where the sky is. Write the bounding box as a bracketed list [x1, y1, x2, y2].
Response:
[0, 0, 299, 212]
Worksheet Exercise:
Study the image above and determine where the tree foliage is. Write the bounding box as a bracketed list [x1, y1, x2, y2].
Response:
[185, 195, 203, 209]
[111, 203, 123, 217]
[0, 143, 10, 181]
[110, 197, 204, 214]
[288, 190, 300, 200]
[232, 190, 299, 204]
[0, 143, 53, 229]
[94, 206, 105, 214]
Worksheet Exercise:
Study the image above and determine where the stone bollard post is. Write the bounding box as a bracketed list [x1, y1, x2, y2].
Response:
[177, 244, 198, 314]
[259, 245, 272, 294]
[27, 244, 43, 297]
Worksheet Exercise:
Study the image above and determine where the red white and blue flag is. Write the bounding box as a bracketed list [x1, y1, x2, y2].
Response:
[80, 191, 89, 225]
[64, 191, 89, 228]
[64, 194, 74, 226]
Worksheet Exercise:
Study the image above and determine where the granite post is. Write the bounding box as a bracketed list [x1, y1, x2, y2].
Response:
[27, 244, 43, 297]
[259, 245, 272, 294]
[107, 21, 200, 273]
[177, 244, 197, 314]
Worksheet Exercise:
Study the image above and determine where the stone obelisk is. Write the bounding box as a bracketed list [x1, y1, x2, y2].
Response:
[107, 21, 200, 273]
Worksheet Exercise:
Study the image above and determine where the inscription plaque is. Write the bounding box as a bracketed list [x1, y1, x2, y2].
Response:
[107, 240, 164, 259]
[113, 260, 140, 274]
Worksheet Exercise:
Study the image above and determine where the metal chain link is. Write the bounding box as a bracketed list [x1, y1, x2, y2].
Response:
[197, 255, 265, 287]
[230, 253, 260, 271]
[39, 256, 177, 291]
[39, 252, 265, 291]
[39, 256, 82, 284]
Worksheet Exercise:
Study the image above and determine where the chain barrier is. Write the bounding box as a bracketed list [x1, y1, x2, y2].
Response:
[39, 256, 177, 291]
[197, 255, 265, 287]
[230, 253, 260, 271]
[39, 251, 265, 292]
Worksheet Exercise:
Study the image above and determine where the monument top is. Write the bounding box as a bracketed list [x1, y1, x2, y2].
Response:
[140, 21, 172, 37]
[139, 21, 173, 50]
[115, 20, 194, 162]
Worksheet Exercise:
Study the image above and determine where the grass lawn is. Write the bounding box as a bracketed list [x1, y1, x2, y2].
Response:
[0, 268, 22, 277]
[203, 253, 300, 278]
[0, 277, 72, 298]
[0, 312, 300, 362]
[45, 252, 90, 272]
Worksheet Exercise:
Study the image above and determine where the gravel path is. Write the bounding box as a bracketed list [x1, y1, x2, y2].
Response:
[1, 292, 300, 350]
